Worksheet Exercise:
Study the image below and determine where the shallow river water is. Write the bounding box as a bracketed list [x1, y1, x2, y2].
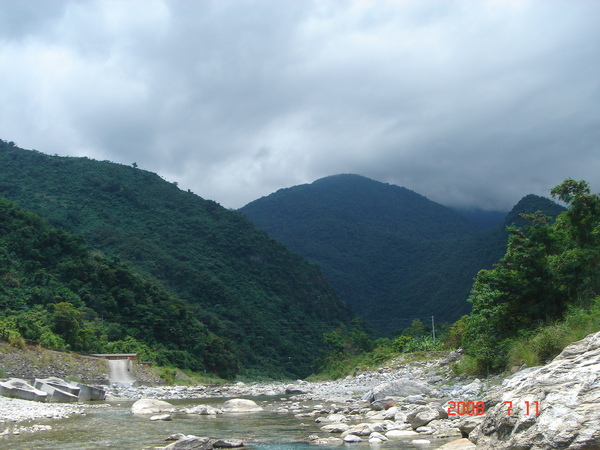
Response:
[1, 397, 457, 449]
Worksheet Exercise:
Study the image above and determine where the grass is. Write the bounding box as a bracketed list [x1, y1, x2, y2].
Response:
[151, 366, 225, 385]
[307, 348, 450, 381]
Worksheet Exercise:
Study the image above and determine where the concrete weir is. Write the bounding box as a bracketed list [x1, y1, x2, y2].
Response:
[0, 377, 106, 403]
[0, 378, 48, 402]
[34, 378, 80, 403]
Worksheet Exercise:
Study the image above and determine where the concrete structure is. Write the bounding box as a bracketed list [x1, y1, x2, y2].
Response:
[89, 353, 138, 360]
[0, 378, 48, 402]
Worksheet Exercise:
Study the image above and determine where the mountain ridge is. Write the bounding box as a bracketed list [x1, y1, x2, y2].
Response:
[0, 140, 352, 378]
[240, 174, 564, 334]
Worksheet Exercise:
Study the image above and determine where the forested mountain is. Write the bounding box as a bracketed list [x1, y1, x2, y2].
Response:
[0, 140, 352, 379]
[240, 174, 564, 335]
[451, 207, 508, 230]
[0, 196, 237, 377]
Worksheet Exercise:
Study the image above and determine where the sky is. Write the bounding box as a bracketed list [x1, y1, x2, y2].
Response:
[1, 0, 599, 211]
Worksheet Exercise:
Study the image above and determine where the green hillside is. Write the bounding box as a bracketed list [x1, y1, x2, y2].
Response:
[461, 179, 600, 373]
[0, 196, 237, 377]
[240, 174, 564, 335]
[0, 140, 352, 379]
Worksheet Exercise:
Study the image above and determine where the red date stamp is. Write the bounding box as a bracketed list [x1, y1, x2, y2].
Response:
[447, 401, 485, 416]
[447, 400, 540, 416]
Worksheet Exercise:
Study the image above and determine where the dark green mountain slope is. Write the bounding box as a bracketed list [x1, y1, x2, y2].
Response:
[0, 196, 237, 377]
[452, 207, 508, 230]
[240, 174, 564, 335]
[0, 140, 352, 378]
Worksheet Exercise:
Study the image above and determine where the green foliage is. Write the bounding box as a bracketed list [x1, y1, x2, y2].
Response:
[315, 316, 448, 379]
[240, 174, 564, 335]
[0, 140, 352, 379]
[451, 355, 481, 377]
[461, 179, 600, 374]
[0, 195, 238, 377]
[444, 315, 468, 349]
[506, 298, 600, 369]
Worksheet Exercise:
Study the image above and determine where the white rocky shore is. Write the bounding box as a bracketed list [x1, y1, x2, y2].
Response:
[0, 395, 87, 436]
[106, 332, 600, 449]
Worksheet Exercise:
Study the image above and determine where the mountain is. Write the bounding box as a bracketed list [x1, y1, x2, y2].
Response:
[0, 196, 239, 377]
[239, 174, 564, 335]
[0, 140, 352, 379]
[451, 207, 508, 230]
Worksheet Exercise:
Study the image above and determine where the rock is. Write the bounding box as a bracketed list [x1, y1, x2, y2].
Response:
[406, 394, 427, 404]
[309, 436, 344, 446]
[385, 429, 419, 438]
[131, 398, 174, 414]
[436, 438, 476, 449]
[457, 415, 485, 436]
[370, 398, 395, 410]
[411, 439, 431, 445]
[323, 413, 347, 423]
[163, 436, 212, 450]
[406, 405, 448, 429]
[321, 423, 350, 433]
[221, 398, 263, 413]
[383, 399, 397, 409]
[212, 438, 244, 448]
[454, 379, 482, 399]
[166, 433, 187, 441]
[341, 423, 374, 437]
[422, 419, 462, 438]
[470, 331, 600, 449]
[369, 379, 434, 402]
[183, 405, 221, 415]
[343, 434, 362, 443]
[285, 386, 307, 394]
[383, 406, 399, 420]
[150, 414, 172, 421]
[369, 432, 388, 442]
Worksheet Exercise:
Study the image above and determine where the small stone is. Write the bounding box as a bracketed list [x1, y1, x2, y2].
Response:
[150, 414, 172, 421]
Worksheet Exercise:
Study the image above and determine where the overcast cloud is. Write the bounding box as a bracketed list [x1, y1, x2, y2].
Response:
[1, 0, 599, 210]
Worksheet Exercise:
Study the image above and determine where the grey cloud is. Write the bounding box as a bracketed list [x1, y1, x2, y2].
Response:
[0, 0, 599, 209]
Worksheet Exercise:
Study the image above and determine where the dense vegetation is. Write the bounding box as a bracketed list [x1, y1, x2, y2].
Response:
[313, 179, 600, 380]
[0, 196, 237, 377]
[458, 178, 600, 373]
[0, 140, 352, 379]
[240, 174, 563, 335]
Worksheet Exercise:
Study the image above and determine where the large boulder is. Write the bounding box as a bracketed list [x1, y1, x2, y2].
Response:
[406, 404, 448, 429]
[470, 331, 600, 449]
[131, 398, 174, 414]
[163, 436, 212, 450]
[221, 398, 263, 413]
[437, 438, 476, 449]
[367, 378, 434, 402]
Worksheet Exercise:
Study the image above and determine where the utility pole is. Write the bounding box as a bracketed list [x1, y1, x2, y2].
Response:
[432, 315, 435, 343]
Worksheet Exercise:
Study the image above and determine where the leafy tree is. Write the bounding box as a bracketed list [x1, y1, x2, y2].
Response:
[462, 179, 600, 372]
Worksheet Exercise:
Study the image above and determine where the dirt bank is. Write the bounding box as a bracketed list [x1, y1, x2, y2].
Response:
[0, 343, 162, 384]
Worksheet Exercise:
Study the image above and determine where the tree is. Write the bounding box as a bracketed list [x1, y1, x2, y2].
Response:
[462, 179, 600, 372]
[51, 302, 81, 349]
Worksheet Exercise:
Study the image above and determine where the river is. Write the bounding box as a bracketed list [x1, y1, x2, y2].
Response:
[0, 396, 459, 449]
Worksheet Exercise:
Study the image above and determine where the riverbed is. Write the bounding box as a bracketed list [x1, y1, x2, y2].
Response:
[0, 396, 460, 449]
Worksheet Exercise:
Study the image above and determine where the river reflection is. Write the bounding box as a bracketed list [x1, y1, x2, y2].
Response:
[1, 396, 456, 449]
